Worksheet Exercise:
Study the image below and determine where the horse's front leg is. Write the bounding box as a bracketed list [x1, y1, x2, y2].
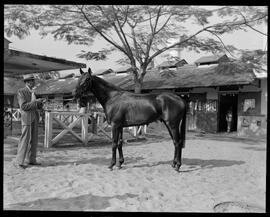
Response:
[117, 128, 124, 169]
[176, 146, 183, 172]
[108, 125, 120, 170]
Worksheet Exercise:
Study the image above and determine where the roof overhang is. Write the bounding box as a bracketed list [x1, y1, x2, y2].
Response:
[4, 49, 86, 77]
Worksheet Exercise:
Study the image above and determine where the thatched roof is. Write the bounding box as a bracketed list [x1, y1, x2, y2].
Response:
[4, 62, 257, 96]
[4, 77, 78, 96]
[158, 59, 188, 68]
[114, 66, 132, 73]
[34, 77, 79, 95]
[120, 62, 256, 90]
[95, 68, 114, 76]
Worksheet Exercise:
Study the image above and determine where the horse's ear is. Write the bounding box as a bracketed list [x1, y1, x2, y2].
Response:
[80, 68, 84, 75]
[88, 67, 92, 75]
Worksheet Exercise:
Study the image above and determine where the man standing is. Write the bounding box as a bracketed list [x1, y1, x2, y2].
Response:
[13, 74, 45, 170]
[226, 108, 233, 133]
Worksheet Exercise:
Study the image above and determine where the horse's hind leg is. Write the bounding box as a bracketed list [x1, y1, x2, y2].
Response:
[109, 125, 120, 170]
[117, 128, 124, 168]
[163, 121, 177, 168]
[165, 121, 182, 171]
[171, 127, 182, 172]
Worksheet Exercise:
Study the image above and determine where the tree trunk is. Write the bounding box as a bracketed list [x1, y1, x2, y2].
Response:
[134, 79, 143, 94]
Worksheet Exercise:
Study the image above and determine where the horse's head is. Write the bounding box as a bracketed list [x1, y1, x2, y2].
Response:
[73, 67, 93, 105]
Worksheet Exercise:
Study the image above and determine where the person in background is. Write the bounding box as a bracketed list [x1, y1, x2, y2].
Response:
[226, 108, 233, 133]
[13, 74, 46, 170]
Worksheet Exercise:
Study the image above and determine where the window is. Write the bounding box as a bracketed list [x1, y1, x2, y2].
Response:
[188, 99, 217, 113]
[205, 100, 217, 112]
[243, 99, 255, 112]
[239, 92, 261, 116]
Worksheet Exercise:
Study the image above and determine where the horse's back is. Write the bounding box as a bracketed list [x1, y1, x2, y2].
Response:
[156, 92, 186, 122]
[105, 91, 185, 126]
[105, 92, 162, 126]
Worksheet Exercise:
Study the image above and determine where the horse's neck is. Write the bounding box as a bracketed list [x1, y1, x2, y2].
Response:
[91, 77, 119, 108]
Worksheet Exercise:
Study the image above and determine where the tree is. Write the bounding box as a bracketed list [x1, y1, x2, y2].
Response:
[4, 5, 267, 93]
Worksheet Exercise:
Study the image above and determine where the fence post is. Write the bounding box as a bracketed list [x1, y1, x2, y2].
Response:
[81, 114, 88, 145]
[44, 111, 53, 148]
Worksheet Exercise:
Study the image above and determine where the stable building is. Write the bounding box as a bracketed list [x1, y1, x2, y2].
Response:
[113, 56, 267, 137]
[12, 54, 266, 138]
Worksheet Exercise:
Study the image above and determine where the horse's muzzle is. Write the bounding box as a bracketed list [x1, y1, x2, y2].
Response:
[72, 89, 80, 100]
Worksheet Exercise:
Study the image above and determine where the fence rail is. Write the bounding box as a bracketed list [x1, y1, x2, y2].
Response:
[44, 111, 114, 148]
[44, 110, 148, 148]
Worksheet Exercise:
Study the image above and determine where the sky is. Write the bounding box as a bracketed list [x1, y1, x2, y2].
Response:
[5, 6, 267, 76]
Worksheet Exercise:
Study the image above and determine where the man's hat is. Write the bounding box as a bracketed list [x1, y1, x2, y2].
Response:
[23, 74, 35, 82]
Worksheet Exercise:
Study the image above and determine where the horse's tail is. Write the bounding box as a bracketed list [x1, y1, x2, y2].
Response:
[180, 103, 187, 148]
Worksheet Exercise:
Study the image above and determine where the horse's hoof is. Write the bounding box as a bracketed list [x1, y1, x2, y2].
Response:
[116, 166, 122, 170]
[175, 165, 181, 172]
[108, 166, 114, 171]
[171, 162, 176, 168]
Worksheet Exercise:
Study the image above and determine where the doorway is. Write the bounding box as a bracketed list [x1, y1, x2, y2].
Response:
[218, 93, 238, 132]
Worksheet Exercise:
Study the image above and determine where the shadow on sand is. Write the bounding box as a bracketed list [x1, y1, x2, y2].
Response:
[8, 156, 146, 168]
[131, 158, 245, 172]
[6, 193, 138, 211]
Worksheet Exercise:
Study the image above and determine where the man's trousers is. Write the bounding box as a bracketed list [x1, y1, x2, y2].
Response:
[15, 120, 39, 165]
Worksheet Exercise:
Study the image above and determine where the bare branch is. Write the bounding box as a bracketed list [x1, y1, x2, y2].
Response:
[205, 29, 237, 58]
[155, 14, 172, 34]
[143, 6, 163, 74]
[147, 8, 154, 32]
[96, 5, 129, 53]
[148, 26, 212, 63]
[239, 12, 267, 36]
[130, 28, 143, 65]
[112, 6, 134, 61]
[119, 5, 129, 28]
[245, 23, 267, 36]
[148, 14, 267, 64]
[78, 6, 129, 57]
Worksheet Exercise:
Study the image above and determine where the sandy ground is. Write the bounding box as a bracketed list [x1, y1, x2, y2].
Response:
[3, 127, 266, 212]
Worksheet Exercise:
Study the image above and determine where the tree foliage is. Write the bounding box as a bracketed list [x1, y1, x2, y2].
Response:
[4, 5, 267, 92]
[238, 49, 267, 72]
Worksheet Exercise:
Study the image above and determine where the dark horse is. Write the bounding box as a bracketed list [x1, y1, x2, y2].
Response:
[74, 68, 187, 172]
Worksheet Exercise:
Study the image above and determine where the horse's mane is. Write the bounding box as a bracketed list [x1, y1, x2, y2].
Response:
[92, 75, 124, 91]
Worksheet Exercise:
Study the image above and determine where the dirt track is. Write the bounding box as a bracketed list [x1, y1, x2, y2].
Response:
[3, 131, 266, 212]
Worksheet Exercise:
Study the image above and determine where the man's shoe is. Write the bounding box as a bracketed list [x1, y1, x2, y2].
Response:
[28, 162, 42, 166]
[12, 162, 27, 170]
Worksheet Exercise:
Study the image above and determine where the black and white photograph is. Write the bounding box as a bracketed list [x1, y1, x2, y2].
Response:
[3, 5, 267, 213]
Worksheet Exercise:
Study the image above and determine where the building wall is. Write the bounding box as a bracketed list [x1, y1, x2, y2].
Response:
[237, 79, 267, 138]
[261, 78, 267, 115]
[238, 92, 261, 115]
[187, 82, 267, 136]
[237, 115, 267, 137]
[188, 87, 218, 133]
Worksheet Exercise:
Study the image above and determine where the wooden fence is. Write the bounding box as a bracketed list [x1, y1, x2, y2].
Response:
[44, 111, 114, 148]
[44, 111, 148, 148]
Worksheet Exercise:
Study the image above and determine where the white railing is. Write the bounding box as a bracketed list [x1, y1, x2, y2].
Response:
[44, 110, 148, 148]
